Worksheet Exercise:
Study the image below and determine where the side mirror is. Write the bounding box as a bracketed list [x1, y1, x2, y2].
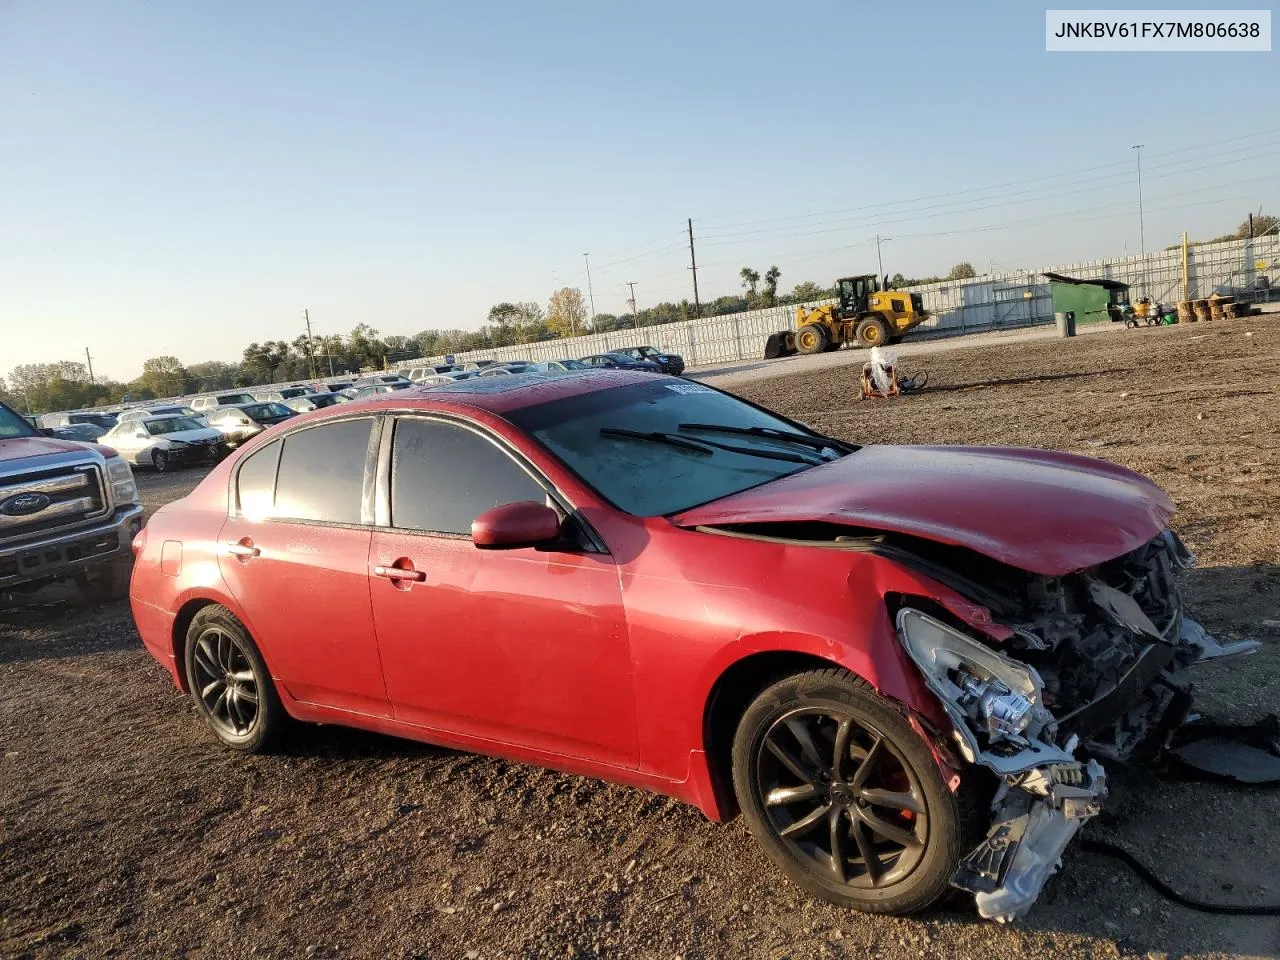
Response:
[472, 501, 561, 550]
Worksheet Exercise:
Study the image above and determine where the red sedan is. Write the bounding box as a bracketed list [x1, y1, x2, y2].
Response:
[129, 370, 1245, 921]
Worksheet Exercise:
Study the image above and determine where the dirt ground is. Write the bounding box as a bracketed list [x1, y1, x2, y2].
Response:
[3, 318, 1279, 960]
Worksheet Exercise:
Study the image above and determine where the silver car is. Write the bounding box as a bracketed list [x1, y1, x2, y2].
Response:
[530, 359, 590, 373]
[118, 405, 202, 424]
[101, 415, 229, 472]
[283, 392, 350, 413]
[203, 402, 297, 447]
[191, 392, 257, 413]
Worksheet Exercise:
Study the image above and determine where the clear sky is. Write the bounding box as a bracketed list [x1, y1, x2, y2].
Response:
[1, 1, 1275, 381]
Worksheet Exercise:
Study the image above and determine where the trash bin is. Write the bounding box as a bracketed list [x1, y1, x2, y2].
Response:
[1054, 310, 1076, 338]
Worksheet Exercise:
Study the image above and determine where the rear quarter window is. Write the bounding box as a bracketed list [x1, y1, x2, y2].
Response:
[237, 440, 282, 519]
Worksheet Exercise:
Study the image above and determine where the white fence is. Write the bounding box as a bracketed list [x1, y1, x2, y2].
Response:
[408, 233, 1279, 370]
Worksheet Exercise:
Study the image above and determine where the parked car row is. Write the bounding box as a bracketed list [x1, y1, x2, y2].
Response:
[403, 346, 686, 385]
[25, 350, 683, 462]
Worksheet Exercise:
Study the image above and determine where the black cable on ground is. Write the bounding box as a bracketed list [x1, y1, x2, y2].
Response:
[1078, 837, 1280, 916]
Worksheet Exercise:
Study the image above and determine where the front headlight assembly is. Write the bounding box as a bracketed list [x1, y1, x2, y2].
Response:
[105, 455, 140, 506]
[896, 608, 1070, 772]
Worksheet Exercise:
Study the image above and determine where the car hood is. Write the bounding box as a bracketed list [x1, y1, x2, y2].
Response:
[0, 435, 101, 460]
[671, 444, 1175, 576]
[155, 428, 223, 443]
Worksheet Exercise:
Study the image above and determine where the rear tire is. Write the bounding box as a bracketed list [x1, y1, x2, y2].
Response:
[184, 605, 284, 753]
[731, 668, 963, 915]
[855, 317, 889, 348]
[795, 324, 829, 355]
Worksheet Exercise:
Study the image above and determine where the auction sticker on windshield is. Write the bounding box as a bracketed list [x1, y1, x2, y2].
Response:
[666, 382, 712, 394]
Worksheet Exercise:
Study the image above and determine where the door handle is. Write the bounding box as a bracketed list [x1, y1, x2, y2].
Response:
[224, 541, 261, 558]
[374, 565, 426, 582]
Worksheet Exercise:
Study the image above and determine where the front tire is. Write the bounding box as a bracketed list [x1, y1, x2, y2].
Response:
[152, 448, 171, 472]
[795, 323, 829, 355]
[855, 317, 889, 348]
[731, 668, 963, 915]
[184, 605, 284, 753]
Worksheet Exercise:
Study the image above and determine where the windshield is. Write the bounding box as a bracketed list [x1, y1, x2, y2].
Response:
[0, 402, 38, 439]
[634, 346, 659, 358]
[218, 393, 256, 405]
[70, 412, 118, 428]
[310, 393, 342, 407]
[506, 380, 847, 516]
[145, 416, 205, 435]
[243, 402, 293, 420]
[61, 424, 105, 439]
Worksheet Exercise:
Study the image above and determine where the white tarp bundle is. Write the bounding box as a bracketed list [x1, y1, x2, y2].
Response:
[867, 346, 897, 395]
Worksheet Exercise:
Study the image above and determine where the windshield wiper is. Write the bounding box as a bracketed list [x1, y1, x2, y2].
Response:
[600, 427, 713, 454]
[677, 422, 857, 455]
[601, 427, 822, 465]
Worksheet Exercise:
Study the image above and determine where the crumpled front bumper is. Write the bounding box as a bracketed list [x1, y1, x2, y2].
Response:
[953, 760, 1107, 922]
[947, 616, 1259, 923]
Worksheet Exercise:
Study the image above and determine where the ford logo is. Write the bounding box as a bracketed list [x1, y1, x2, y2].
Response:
[0, 492, 52, 517]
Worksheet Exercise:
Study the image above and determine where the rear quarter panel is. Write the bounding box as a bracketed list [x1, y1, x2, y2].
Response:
[129, 459, 247, 689]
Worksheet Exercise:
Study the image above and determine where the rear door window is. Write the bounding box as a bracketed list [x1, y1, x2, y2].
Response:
[271, 419, 374, 524]
[390, 418, 546, 534]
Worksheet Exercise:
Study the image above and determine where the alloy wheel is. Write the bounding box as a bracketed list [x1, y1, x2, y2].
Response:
[755, 707, 928, 889]
[190, 627, 260, 738]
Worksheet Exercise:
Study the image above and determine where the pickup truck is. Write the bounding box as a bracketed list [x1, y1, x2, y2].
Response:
[1, 400, 144, 601]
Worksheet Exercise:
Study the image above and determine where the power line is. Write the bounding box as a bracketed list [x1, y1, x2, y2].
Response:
[695, 151, 1280, 249]
[697, 125, 1280, 231]
[622, 180, 1277, 295]
[697, 138, 1280, 242]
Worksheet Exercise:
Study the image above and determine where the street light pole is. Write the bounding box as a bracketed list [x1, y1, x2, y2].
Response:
[1131, 144, 1145, 255]
[582, 253, 596, 330]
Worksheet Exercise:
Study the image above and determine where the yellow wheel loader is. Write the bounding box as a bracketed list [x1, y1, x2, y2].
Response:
[764, 275, 929, 358]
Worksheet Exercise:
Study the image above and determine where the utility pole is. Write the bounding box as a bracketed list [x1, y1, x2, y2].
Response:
[875, 235, 887, 280]
[84, 348, 95, 383]
[626, 282, 639, 323]
[582, 253, 595, 330]
[1249, 212, 1255, 239]
[1131, 144, 1145, 255]
[687, 218, 702, 318]
[303, 309, 318, 379]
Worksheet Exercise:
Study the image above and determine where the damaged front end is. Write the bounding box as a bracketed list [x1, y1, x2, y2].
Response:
[894, 528, 1259, 922]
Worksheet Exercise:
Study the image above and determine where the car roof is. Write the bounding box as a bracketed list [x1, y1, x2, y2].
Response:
[333, 369, 657, 417]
